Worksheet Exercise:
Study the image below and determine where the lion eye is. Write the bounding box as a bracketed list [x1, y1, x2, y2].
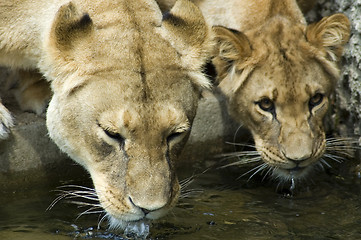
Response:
[257, 98, 275, 112]
[167, 126, 190, 144]
[309, 93, 324, 108]
[167, 132, 182, 142]
[167, 132, 184, 143]
[104, 129, 125, 143]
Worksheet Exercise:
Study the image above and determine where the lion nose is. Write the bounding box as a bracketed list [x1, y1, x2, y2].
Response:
[282, 150, 311, 163]
[129, 196, 164, 215]
[287, 158, 307, 168]
[287, 156, 309, 162]
[140, 207, 153, 215]
[281, 143, 312, 162]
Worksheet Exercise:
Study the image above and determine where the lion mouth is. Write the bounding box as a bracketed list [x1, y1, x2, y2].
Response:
[272, 165, 312, 180]
[289, 165, 306, 173]
[107, 215, 151, 238]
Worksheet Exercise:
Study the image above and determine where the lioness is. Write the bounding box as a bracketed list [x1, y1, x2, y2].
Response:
[210, 0, 350, 182]
[0, 0, 212, 230]
[158, 0, 351, 182]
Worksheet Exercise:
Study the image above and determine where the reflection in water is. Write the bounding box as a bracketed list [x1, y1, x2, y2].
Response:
[115, 221, 150, 239]
[1, 166, 361, 239]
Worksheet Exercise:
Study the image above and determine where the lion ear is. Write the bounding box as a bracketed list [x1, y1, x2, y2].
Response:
[306, 13, 350, 62]
[212, 26, 253, 94]
[213, 26, 252, 63]
[44, 2, 93, 94]
[160, 0, 213, 71]
[49, 2, 93, 52]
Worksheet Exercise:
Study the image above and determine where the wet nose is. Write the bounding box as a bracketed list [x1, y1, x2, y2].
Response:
[140, 207, 151, 215]
[129, 196, 163, 215]
[282, 149, 311, 163]
[286, 156, 309, 162]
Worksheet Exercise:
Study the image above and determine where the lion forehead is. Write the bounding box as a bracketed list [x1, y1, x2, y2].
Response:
[246, 44, 332, 101]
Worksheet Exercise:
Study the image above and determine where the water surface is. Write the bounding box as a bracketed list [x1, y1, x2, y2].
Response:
[1, 165, 361, 239]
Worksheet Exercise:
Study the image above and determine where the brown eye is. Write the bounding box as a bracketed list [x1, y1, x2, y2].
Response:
[309, 93, 324, 108]
[257, 98, 275, 112]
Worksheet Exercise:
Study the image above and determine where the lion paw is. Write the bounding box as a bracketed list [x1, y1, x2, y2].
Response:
[0, 104, 14, 139]
[12, 70, 52, 115]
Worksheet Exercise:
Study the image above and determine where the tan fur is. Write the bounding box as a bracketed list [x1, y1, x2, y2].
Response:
[212, 0, 350, 180]
[8, 70, 52, 115]
[155, 0, 349, 181]
[156, 0, 315, 27]
[0, 0, 212, 228]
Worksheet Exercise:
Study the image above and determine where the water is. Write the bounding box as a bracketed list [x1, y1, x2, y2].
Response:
[1, 166, 361, 240]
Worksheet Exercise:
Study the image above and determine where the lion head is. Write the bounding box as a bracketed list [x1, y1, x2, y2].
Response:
[42, 0, 212, 229]
[213, 13, 350, 181]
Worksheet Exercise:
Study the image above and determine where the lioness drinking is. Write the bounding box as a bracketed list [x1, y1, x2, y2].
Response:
[0, 0, 212, 231]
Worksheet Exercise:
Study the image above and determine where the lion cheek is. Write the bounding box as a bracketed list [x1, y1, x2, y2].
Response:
[46, 96, 84, 163]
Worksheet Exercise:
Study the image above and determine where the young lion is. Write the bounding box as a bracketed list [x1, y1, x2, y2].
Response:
[210, 0, 350, 182]
[0, 0, 212, 231]
[156, 0, 351, 183]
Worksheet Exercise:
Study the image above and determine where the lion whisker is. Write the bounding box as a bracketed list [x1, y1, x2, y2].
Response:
[276, 181, 283, 192]
[216, 150, 260, 158]
[326, 143, 360, 149]
[271, 167, 284, 182]
[326, 149, 353, 158]
[56, 191, 99, 202]
[247, 163, 268, 181]
[57, 185, 98, 192]
[322, 137, 360, 166]
[97, 213, 108, 230]
[319, 158, 332, 168]
[262, 165, 274, 182]
[179, 167, 210, 189]
[66, 200, 102, 208]
[178, 168, 212, 200]
[232, 124, 244, 144]
[323, 153, 346, 163]
[58, 190, 98, 198]
[326, 140, 360, 145]
[179, 177, 195, 189]
[215, 154, 248, 162]
[326, 137, 359, 144]
[47, 194, 67, 211]
[76, 206, 105, 220]
[47, 185, 100, 211]
[76, 211, 103, 220]
[326, 146, 360, 153]
[78, 210, 105, 218]
[225, 141, 256, 149]
[238, 163, 268, 180]
[317, 160, 325, 171]
[219, 156, 262, 169]
[47, 191, 96, 211]
[179, 189, 204, 199]
[326, 138, 360, 151]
